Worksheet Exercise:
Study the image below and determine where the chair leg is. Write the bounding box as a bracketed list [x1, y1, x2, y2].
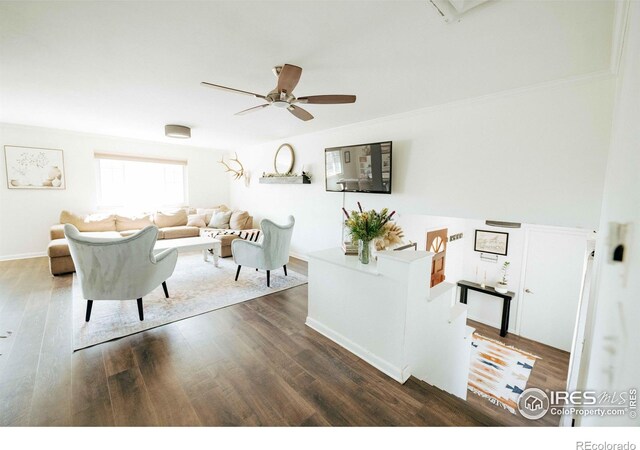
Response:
[235, 265, 242, 281]
[162, 281, 169, 298]
[267, 270, 270, 287]
[283, 265, 288, 276]
[137, 298, 144, 321]
[85, 300, 93, 322]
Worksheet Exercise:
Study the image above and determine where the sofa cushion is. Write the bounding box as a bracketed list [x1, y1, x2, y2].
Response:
[230, 210, 251, 230]
[154, 209, 188, 228]
[116, 213, 154, 231]
[48, 239, 71, 258]
[48, 231, 122, 258]
[208, 210, 232, 229]
[60, 210, 116, 232]
[50, 224, 65, 240]
[50, 255, 75, 276]
[160, 226, 200, 239]
[187, 213, 207, 228]
[216, 234, 240, 246]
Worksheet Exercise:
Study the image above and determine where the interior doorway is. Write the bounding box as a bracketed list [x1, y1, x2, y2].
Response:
[426, 228, 448, 288]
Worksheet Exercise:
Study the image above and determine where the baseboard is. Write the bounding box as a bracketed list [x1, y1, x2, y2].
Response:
[0, 251, 47, 261]
[305, 316, 407, 383]
[289, 251, 308, 262]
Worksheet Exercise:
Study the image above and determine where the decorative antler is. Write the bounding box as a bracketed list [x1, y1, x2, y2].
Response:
[219, 152, 245, 180]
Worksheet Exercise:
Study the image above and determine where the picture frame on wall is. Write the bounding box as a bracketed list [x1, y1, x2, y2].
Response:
[344, 150, 350, 163]
[4, 145, 66, 190]
[474, 229, 509, 256]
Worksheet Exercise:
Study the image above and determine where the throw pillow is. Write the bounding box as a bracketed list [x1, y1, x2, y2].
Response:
[196, 207, 220, 224]
[60, 210, 117, 232]
[230, 210, 251, 230]
[208, 210, 232, 229]
[187, 213, 207, 228]
[154, 209, 188, 228]
[196, 205, 231, 222]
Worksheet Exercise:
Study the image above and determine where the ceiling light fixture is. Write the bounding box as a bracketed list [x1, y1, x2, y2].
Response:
[165, 124, 191, 139]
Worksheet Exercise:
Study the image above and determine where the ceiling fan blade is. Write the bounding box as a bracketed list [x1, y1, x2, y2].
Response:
[277, 64, 302, 94]
[201, 81, 266, 99]
[296, 95, 356, 104]
[234, 104, 270, 116]
[288, 104, 314, 121]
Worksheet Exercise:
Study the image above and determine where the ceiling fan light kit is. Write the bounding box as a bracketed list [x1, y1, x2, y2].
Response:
[201, 63, 356, 121]
[164, 124, 191, 139]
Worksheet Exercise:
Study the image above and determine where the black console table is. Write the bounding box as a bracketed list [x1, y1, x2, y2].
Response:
[457, 280, 515, 337]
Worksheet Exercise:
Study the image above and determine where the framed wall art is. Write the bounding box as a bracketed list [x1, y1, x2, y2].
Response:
[474, 229, 509, 256]
[4, 145, 66, 189]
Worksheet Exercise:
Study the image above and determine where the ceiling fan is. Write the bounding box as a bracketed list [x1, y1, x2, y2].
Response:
[201, 64, 356, 122]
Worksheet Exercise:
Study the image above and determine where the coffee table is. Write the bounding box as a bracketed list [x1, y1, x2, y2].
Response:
[154, 236, 222, 267]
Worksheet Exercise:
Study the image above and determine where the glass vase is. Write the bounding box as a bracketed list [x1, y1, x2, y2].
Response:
[358, 239, 371, 264]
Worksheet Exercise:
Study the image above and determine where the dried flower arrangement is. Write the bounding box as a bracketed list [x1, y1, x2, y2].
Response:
[342, 202, 396, 243]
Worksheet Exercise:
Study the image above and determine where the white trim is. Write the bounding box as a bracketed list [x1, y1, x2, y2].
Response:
[0, 122, 221, 152]
[0, 64, 616, 154]
[94, 152, 187, 165]
[610, 0, 631, 75]
[522, 223, 597, 236]
[515, 229, 531, 336]
[289, 251, 308, 262]
[305, 316, 407, 383]
[240, 69, 615, 153]
[0, 252, 47, 261]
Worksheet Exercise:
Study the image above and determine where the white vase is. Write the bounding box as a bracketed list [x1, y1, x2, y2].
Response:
[495, 283, 508, 294]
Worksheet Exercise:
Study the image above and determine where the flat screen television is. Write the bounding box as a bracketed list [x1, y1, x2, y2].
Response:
[325, 141, 392, 194]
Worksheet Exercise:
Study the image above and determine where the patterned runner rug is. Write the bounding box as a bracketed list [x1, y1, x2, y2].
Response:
[468, 332, 540, 414]
[72, 251, 307, 351]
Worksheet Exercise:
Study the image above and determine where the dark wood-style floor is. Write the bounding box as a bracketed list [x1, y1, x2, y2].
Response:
[0, 256, 569, 426]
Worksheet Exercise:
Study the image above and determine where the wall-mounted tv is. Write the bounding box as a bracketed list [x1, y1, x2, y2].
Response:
[325, 141, 392, 194]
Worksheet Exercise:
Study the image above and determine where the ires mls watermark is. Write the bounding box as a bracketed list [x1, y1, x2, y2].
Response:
[517, 387, 637, 420]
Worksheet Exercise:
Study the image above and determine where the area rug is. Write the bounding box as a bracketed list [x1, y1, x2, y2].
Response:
[467, 332, 540, 414]
[72, 251, 307, 351]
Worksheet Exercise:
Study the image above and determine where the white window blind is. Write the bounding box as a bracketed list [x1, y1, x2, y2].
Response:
[95, 153, 188, 209]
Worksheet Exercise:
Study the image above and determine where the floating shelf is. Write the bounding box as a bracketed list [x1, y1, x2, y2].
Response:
[259, 175, 311, 184]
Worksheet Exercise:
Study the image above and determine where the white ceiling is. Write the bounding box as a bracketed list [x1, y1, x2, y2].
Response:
[0, 1, 614, 149]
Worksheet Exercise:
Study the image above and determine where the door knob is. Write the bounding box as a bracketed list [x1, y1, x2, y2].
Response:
[525, 288, 533, 294]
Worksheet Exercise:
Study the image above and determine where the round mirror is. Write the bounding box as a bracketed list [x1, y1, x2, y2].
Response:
[274, 143, 295, 174]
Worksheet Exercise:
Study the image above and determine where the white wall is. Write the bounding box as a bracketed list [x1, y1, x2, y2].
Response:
[229, 77, 614, 259]
[461, 220, 525, 332]
[0, 123, 229, 260]
[580, 2, 640, 426]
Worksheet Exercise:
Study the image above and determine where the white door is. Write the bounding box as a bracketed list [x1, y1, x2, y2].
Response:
[519, 229, 589, 352]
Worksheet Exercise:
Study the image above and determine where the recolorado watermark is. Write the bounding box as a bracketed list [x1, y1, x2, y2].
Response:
[517, 387, 637, 420]
[576, 443, 637, 450]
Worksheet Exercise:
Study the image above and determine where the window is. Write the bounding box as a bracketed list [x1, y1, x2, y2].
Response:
[95, 154, 187, 209]
[325, 150, 343, 177]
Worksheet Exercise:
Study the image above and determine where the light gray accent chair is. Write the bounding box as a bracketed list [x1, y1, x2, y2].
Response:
[232, 215, 295, 287]
[64, 224, 178, 322]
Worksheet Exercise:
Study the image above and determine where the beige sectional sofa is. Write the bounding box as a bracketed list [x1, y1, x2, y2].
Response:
[48, 205, 257, 276]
